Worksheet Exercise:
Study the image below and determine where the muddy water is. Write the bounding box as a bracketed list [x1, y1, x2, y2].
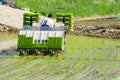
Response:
[74, 20, 120, 28]
[0, 40, 18, 57]
[0, 49, 18, 58]
[73, 20, 120, 39]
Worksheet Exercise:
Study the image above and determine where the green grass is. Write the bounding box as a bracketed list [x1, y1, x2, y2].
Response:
[0, 34, 17, 41]
[16, 0, 120, 17]
[0, 34, 120, 79]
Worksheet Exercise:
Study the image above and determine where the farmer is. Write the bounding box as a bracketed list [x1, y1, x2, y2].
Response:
[40, 13, 55, 30]
[40, 13, 67, 44]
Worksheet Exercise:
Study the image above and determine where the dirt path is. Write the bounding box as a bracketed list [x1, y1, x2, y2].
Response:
[0, 5, 26, 29]
[0, 40, 17, 50]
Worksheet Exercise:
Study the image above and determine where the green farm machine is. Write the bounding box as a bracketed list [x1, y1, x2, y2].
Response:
[17, 12, 74, 55]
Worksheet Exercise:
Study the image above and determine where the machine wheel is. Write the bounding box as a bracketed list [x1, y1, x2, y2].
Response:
[19, 49, 24, 56]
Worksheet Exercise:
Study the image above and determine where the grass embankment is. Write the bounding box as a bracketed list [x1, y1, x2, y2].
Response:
[0, 34, 120, 80]
[0, 34, 17, 41]
[16, 0, 120, 17]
